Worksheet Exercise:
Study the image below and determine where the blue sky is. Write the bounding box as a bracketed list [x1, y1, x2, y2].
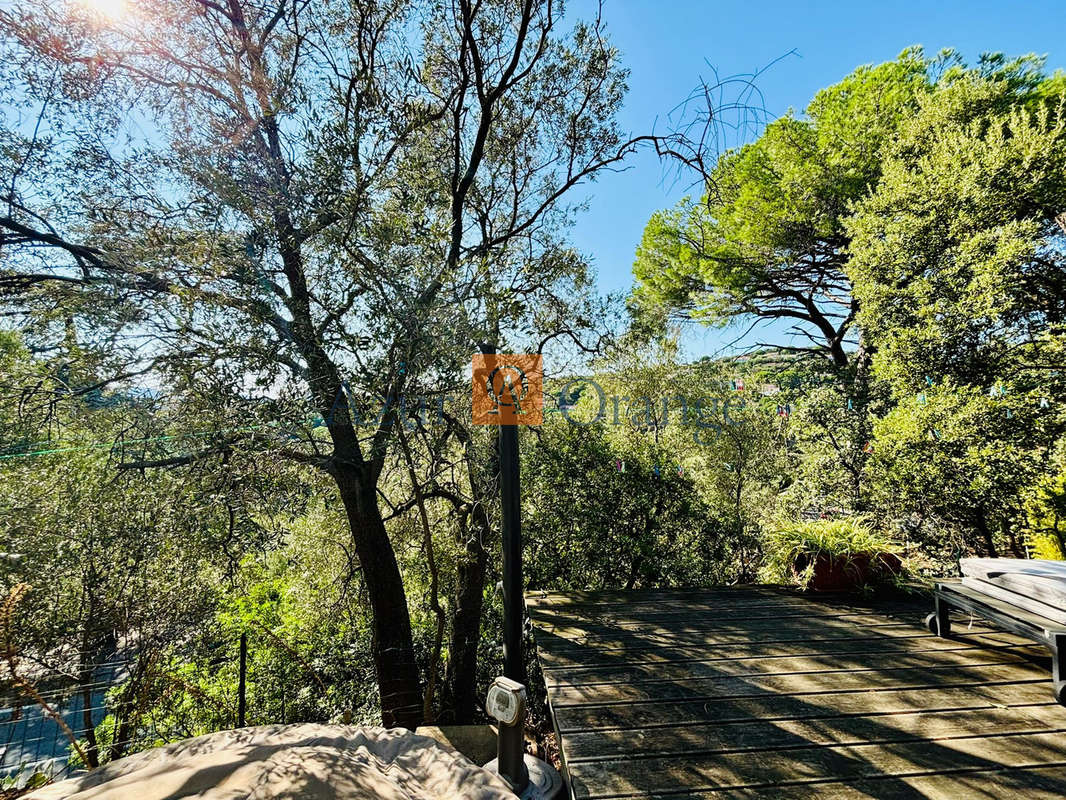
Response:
[568, 0, 1066, 358]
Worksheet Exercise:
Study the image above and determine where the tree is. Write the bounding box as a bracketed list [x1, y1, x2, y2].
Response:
[522, 417, 733, 590]
[846, 55, 1066, 553]
[866, 386, 1049, 558]
[633, 50, 1066, 557]
[1, 0, 646, 727]
[0, 341, 274, 765]
[1025, 438, 1066, 558]
[531, 337, 783, 585]
[632, 48, 933, 368]
[847, 54, 1066, 394]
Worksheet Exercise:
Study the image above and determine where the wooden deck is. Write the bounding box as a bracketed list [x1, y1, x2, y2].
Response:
[527, 586, 1066, 799]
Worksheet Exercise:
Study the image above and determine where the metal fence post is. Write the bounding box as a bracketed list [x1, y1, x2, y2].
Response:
[237, 633, 247, 728]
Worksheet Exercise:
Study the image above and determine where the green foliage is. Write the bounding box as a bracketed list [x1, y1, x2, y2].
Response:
[632, 48, 935, 364]
[4, 31, 1066, 765]
[523, 418, 734, 590]
[837, 55, 1066, 557]
[847, 57, 1066, 392]
[0, 333, 373, 762]
[866, 382, 1059, 560]
[634, 48, 1066, 563]
[0, 765, 50, 793]
[75, 499, 385, 761]
[1024, 442, 1066, 559]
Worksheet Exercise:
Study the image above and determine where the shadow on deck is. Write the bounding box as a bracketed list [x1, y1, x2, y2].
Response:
[527, 586, 1066, 799]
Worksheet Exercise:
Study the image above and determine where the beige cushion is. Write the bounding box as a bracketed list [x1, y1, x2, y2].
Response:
[961, 576, 1066, 625]
[28, 724, 513, 800]
[960, 558, 1066, 612]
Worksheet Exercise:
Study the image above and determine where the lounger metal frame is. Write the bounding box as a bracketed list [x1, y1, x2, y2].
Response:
[928, 580, 1066, 705]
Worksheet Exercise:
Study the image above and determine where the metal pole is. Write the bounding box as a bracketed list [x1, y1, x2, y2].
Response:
[237, 632, 247, 728]
[498, 718, 528, 792]
[498, 422, 529, 792]
[499, 423, 525, 685]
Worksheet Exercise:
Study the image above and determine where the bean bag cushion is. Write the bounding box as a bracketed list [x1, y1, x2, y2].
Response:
[28, 724, 513, 800]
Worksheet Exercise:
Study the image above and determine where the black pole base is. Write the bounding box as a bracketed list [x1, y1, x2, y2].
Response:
[483, 753, 565, 799]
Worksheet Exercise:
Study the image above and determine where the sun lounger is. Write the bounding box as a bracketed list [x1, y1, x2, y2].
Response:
[928, 559, 1066, 704]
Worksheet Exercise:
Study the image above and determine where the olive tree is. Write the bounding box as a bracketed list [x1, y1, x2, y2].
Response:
[0, 0, 650, 727]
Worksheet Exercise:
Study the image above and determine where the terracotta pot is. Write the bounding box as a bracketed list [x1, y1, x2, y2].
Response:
[795, 551, 902, 592]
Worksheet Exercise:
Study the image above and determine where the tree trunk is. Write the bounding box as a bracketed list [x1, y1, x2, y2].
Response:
[850, 330, 875, 512]
[442, 403, 496, 725]
[76, 634, 104, 768]
[107, 651, 150, 763]
[76, 589, 109, 769]
[975, 513, 998, 558]
[79, 681, 99, 769]
[444, 516, 488, 724]
[1003, 519, 1023, 559]
[829, 338, 849, 370]
[332, 464, 423, 729]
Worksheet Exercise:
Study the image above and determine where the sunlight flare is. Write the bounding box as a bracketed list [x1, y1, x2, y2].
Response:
[78, 0, 129, 21]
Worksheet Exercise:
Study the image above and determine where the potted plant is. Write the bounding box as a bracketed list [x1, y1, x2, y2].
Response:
[761, 518, 903, 592]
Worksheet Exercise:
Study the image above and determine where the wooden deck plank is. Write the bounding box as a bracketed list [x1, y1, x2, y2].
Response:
[567, 731, 1066, 797]
[530, 587, 1066, 799]
[531, 620, 1014, 651]
[544, 647, 1036, 689]
[562, 704, 1066, 761]
[532, 613, 918, 638]
[541, 631, 1023, 661]
[529, 596, 922, 616]
[530, 601, 912, 622]
[539, 633, 1033, 671]
[668, 765, 1066, 799]
[551, 680, 1054, 733]
[529, 586, 834, 610]
[548, 662, 1049, 706]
